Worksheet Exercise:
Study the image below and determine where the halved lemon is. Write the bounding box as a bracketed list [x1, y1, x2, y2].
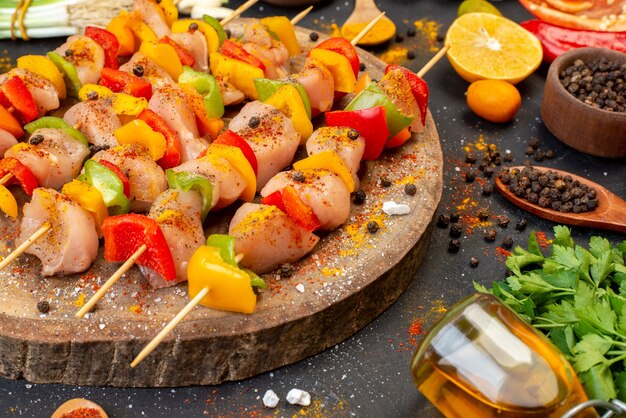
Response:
[445, 13, 543, 84]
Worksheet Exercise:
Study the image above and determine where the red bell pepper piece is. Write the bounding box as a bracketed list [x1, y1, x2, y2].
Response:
[102, 213, 177, 282]
[261, 186, 320, 232]
[221, 40, 265, 71]
[0, 77, 38, 124]
[99, 68, 152, 100]
[325, 106, 389, 160]
[137, 109, 182, 169]
[0, 157, 39, 196]
[212, 130, 258, 176]
[98, 159, 131, 198]
[385, 64, 429, 127]
[85, 26, 120, 69]
[520, 20, 626, 63]
[313, 38, 360, 78]
[159, 36, 195, 67]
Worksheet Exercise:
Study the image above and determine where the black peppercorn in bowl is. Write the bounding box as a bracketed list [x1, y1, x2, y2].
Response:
[541, 47, 626, 158]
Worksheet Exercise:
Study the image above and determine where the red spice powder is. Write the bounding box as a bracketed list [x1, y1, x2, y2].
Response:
[60, 408, 103, 418]
[495, 247, 511, 261]
[536, 231, 550, 248]
[409, 318, 423, 336]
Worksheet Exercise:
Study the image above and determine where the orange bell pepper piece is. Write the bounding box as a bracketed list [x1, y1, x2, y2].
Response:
[293, 150, 355, 192]
[308, 48, 356, 94]
[205, 143, 256, 202]
[114, 119, 166, 160]
[107, 12, 135, 56]
[62, 179, 109, 237]
[0, 105, 23, 138]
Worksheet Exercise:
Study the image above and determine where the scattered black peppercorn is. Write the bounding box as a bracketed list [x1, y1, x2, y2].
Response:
[395, 34, 404, 43]
[496, 215, 510, 228]
[86, 90, 99, 101]
[502, 236, 514, 249]
[347, 128, 360, 140]
[529, 138, 541, 149]
[503, 153, 513, 162]
[478, 210, 489, 221]
[525, 146, 535, 156]
[407, 27, 416, 37]
[359, 62, 366, 72]
[515, 218, 528, 231]
[292, 171, 305, 182]
[465, 152, 477, 164]
[37, 300, 50, 314]
[404, 183, 417, 196]
[484, 229, 497, 242]
[367, 221, 380, 234]
[449, 212, 460, 223]
[448, 239, 461, 253]
[469, 257, 480, 268]
[483, 166, 495, 178]
[534, 150, 545, 162]
[407, 51, 415, 60]
[436, 33, 444, 43]
[188, 22, 199, 31]
[353, 190, 366, 205]
[380, 177, 392, 188]
[309, 31, 319, 42]
[132, 64, 144, 77]
[482, 183, 493, 196]
[437, 214, 450, 228]
[545, 150, 556, 159]
[64, 49, 73, 57]
[280, 263, 295, 279]
[29, 134, 44, 145]
[248, 116, 261, 129]
[449, 223, 463, 238]
[465, 169, 476, 183]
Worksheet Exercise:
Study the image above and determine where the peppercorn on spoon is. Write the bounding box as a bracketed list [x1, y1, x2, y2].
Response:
[495, 166, 626, 234]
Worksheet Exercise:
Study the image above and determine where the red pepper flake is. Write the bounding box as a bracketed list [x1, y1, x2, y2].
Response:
[535, 231, 550, 248]
[495, 246, 511, 261]
[59, 408, 103, 418]
[408, 318, 423, 337]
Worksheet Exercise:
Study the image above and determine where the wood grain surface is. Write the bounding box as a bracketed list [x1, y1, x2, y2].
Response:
[0, 20, 443, 387]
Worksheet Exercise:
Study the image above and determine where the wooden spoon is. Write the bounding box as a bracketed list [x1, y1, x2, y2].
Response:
[495, 166, 626, 234]
[341, 0, 396, 46]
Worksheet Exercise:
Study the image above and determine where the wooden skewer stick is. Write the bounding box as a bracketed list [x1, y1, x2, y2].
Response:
[350, 12, 386, 46]
[76, 244, 147, 319]
[0, 222, 50, 271]
[220, 0, 259, 26]
[0, 173, 13, 186]
[291, 5, 313, 25]
[131, 252, 246, 367]
[417, 45, 450, 78]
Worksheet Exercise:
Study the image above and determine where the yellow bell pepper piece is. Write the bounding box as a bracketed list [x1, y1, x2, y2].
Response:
[112, 93, 148, 116]
[260, 16, 300, 56]
[107, 11, 135, 56]
[172, 19, 220, 54]
[78, 84, 114, 101]
[293, 150, 355, 192]
[139, 41, 183, 80]
[156, 0, 177, 26]
[187, 245, 256, 314]
[308, 48, 356, 94]
[17, 55, 66, 99]
[209, 52, 264, 100]
[264, 84, 313, 143]
[61, 180, 108, 237]
[114, 119, 166, 160]
[355, 72, 372, 95]
[128, 13, 158, 45]
[0, 184, 18, 220]
[205, 143, 256, 202]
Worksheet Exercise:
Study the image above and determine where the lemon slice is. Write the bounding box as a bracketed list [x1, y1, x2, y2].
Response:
[445, 13, 543, 84]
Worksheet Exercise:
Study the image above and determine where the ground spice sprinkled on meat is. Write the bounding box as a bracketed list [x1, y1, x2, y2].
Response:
[59, 407, 103, 418]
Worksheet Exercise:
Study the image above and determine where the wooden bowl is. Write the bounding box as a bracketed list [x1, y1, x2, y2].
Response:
[541, 47, 626, 158]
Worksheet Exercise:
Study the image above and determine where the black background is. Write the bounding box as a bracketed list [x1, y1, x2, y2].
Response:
[0, 0, 625, 416]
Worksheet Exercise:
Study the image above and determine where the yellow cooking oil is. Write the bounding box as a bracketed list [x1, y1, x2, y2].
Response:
[411, 294, 596, 418]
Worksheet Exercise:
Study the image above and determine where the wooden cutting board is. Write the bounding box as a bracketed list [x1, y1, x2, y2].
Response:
[0, 21, 443, 387]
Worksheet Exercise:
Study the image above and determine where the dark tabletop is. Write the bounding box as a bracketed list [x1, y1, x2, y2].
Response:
[1, 0, 625, 416]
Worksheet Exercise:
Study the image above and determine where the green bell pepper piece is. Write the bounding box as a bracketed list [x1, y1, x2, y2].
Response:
[202, 15, 227, 46]
[79, 159, 130, 216]
[345, 83, 414, 137]
[253, 78, 312, 119]
[24, 116, 89, 147]
[245, 268, 267, 288]
[178, 66, 224, 118]
[165, 169, 213, 221]
[47, 51, 82, 98]
[205, 234, 236, 266]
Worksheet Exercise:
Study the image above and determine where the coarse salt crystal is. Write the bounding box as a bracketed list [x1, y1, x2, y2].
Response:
[382, 201, 410, 216]
[263, 390, 280, 408]
[99, 323, 106, 330]
[286, 388, 311, 406]
[295, 284, 305, 293]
